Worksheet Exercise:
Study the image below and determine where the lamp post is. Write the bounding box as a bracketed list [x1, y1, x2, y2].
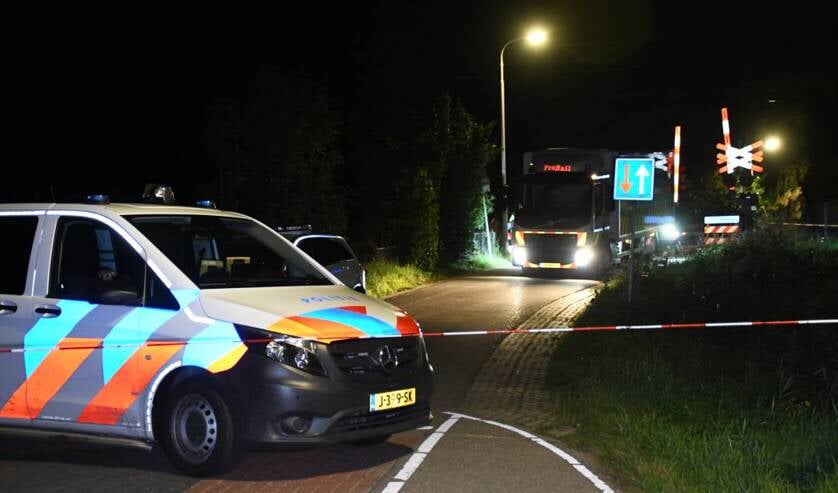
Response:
[499, 27, 547, 249]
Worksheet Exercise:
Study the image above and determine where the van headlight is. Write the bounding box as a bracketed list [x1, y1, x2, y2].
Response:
[264, 334, 327, 377]
[574, 248, 595, 267]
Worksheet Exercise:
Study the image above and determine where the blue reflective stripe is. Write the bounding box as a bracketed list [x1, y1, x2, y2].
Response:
[101, 307, 179, 383]
[182, 321, 241, 369]
[24, 300, 97, 378]
[304, 308, 400, 337]
[171, 289, 200, 309]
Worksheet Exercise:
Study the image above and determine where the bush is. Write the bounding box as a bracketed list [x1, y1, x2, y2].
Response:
[546, 231, 838, 491]
[365, 259, 435, 298]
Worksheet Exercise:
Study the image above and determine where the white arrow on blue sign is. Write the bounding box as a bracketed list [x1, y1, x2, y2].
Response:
[613, 158, 655, 201]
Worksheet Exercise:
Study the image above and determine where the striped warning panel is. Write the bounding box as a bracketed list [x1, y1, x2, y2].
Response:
[704, 225, 740, 234]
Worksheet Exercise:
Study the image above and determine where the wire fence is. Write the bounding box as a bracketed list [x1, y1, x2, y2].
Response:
[472, 231, 499, 257]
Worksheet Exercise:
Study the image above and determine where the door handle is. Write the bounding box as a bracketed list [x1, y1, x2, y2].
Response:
[35, 305, 62, 318]
[0, 300, 17, 315]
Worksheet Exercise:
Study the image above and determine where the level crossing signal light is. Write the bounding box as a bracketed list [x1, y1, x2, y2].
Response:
[716, 107, 764, 175]
[666, 126, 686, 204]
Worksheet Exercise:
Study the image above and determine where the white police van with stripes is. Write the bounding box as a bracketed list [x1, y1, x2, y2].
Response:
[0, 198, 432, 475]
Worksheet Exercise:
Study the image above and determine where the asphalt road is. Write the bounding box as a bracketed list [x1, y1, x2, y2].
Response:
[0, 269, 606, 493]
[388, 270, 599, 412]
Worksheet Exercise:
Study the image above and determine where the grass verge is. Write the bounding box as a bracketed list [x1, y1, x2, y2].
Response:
[366, 254, 512, 298]
[546, 231, 838, 492]
[365, 259, 436, 298]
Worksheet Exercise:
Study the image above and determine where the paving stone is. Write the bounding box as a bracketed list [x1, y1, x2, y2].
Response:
[460, 287, 597, 432]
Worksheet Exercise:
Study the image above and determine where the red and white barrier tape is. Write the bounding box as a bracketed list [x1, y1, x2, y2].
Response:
[4, 318, 838, 354]
[422, 318, 838, 337]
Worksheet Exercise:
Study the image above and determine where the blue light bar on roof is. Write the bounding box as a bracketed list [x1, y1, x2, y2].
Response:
[85, 194, 110, 204]
[195, 200, 217, 209]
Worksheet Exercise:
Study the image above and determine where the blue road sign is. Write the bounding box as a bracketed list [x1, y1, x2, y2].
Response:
[613, 158, 655, 201]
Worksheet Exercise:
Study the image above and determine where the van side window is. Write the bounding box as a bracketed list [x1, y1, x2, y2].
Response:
[49, 217, 178, 309]
[0, 216, 38, 295]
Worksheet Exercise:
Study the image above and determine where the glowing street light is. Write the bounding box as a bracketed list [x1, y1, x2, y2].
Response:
[499, 26, 549, 244]
[525, 28, 548, 47]
[764, 135, 782, 152]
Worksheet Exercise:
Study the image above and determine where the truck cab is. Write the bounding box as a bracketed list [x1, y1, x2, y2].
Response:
[511, 148, 675, 275]
[511, 149, 617, 273]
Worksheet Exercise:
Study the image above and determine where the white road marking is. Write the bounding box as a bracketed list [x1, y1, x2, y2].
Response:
[417, 432, 444, 453]
[446, 412, 615, 493]
[394, 453, 427, 481]
[383, 416, 460, 492]
[381, 481, 405, 493]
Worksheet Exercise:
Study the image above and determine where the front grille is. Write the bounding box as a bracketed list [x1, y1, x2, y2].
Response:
[326, 402, 430, 435]
[524, 234, 578, 264]
[328, 337, 421, 383]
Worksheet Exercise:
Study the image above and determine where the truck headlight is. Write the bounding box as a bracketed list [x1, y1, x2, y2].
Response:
[661, 223, 680, 241]
[264, 335, 327, 377]
[513, 246, 528, 266]
[574, 248, 595, 267]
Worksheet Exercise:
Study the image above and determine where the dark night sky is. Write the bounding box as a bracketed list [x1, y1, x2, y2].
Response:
[1, 1, 835, 203]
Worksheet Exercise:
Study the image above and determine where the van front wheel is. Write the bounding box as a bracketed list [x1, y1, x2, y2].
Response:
[160, 381, 242, 476]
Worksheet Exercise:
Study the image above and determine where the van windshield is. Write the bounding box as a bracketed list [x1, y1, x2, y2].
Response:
[127, 215, 332, 289]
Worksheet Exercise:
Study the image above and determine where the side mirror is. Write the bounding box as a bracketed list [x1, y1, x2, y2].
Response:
[353, 284, 366, 295]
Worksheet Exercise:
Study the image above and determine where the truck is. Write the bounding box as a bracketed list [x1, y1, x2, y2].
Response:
[509, 147, 676, 276]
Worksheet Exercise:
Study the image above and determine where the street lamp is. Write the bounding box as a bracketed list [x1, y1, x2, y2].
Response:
[500, 27, 548, 188]
[764, 135, 782, 152]
[499, 27, 548, 248]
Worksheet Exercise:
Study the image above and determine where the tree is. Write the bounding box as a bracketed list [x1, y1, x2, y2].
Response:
[239, 69, 346, 233]
[202, 98, 249, 210]
[438, 99, 495, 263]
[384, 94, 495, 267]
[760, 161, 809, 222]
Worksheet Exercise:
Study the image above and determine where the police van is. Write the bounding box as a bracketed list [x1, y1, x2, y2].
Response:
[0, 198, 433, 475]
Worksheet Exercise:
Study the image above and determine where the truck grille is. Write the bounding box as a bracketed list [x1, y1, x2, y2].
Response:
[326, 402, 430, 435]
[524, 234, 578, 264]
[327, 337, 421, 383]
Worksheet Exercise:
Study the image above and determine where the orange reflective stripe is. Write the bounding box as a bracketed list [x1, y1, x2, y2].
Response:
[28, 338, 100, 418]
[339, 306, 368, 315]
[1, 337, 100, 419]
[0, 383, 29, 419]
[396, 315, 421, 336]
[78, 343, 181, 425]
[287, 316, 367, 341]
[267, 317, 322, 339]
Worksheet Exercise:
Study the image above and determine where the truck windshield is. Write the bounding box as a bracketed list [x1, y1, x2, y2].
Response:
[523, 183, 591, 218]
[127, 215, 332, 289]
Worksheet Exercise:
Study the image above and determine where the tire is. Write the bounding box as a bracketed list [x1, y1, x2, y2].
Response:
[160, 380, 243, 476]
[349, 434, 391, 446]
